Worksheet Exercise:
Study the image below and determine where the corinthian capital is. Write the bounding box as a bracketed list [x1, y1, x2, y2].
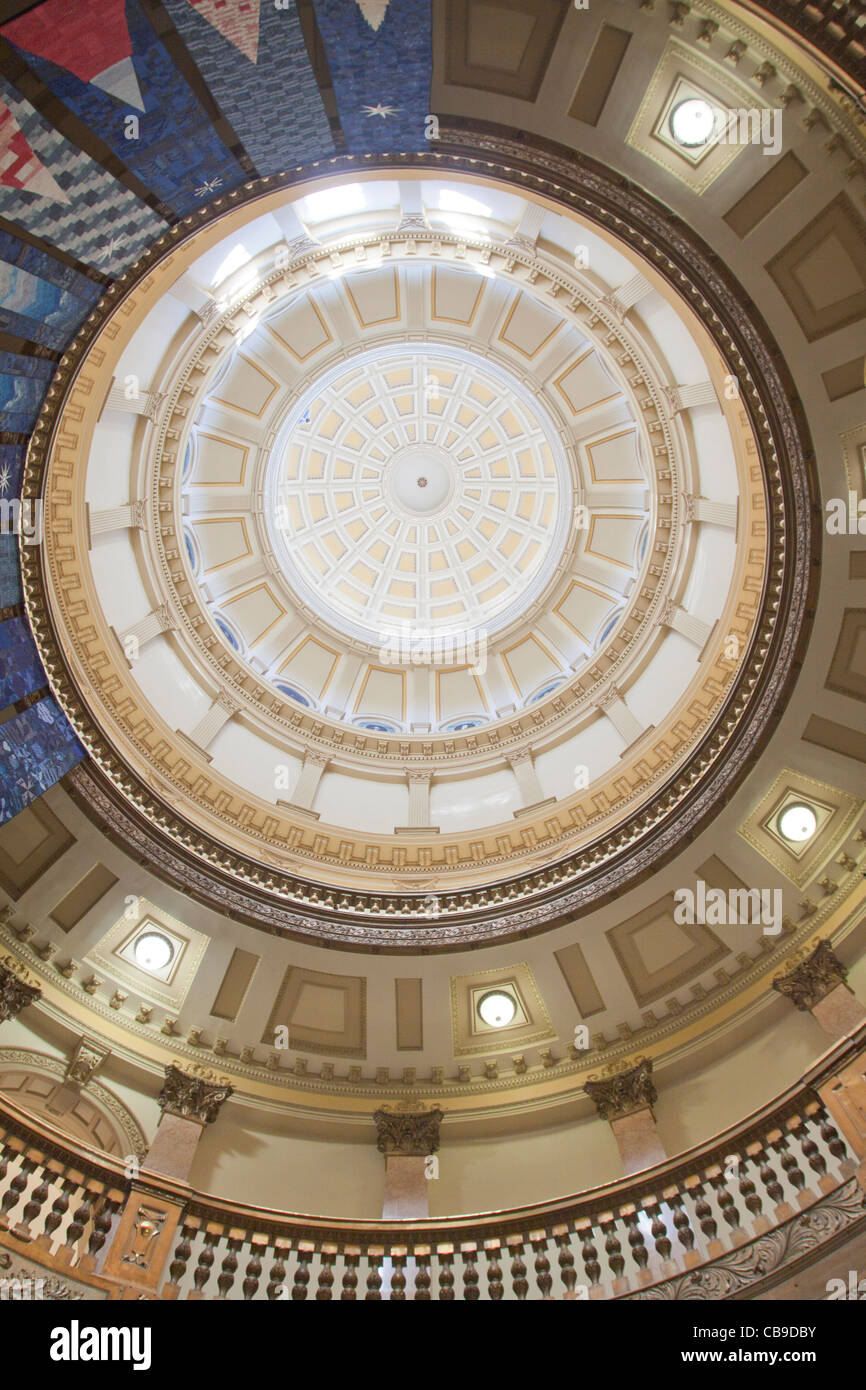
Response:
[374, 1104, 443, 1156]
[158, 1061, 233, 1125]
[772, 939, 848, 1012]
[585, 1056, 657, 1121]
[0, 956, 41, 1023]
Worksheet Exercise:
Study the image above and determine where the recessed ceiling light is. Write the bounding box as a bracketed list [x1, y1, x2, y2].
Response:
[669, 97, 717, 149]
[777, 803, 818, 843]
[133, 931, 174, 973]
[477, 990, 517, 1028]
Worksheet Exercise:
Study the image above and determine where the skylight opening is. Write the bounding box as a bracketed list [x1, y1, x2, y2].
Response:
[300, 183, 366, 222]
[211, 243, 254, 289]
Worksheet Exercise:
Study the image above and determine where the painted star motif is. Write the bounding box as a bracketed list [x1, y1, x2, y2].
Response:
[94, 236, 124, 264]
[0, 464, 11, 494]
[362, 103, 399, 119]
[195, 176, 223, 198]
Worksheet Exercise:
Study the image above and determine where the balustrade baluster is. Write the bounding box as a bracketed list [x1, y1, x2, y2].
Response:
[266, 1241, 288, 1300]
[193, 1230, 218, 1294]
[667, 1191, 696, 1260]
[242, 1242, 263, 1300]
[413, 1246, 432, 1300]
[648, 1204, 672, 1263]
[599, 1215, 625, 1287]
[553, 1227, 578, 1298]
[710, 1169, 743, 1239]
[484, 1241, 504, 1300]
[759, 1149, 785, 1209]
[341, 1249, 359, 1300]
[774, 1132, 808, 1205]
[67, 1186, 93, 1249]
[507, 1237, 528, 1299]
[692, 1182, 719, 1248]
[21, 1172, 49, 1236]
[389, 1252, 407, 1301]
[365, 1249, 383, 1300]
[820, 1115, 849, 1167]
[438, 1249, 455, 1300]
[293, 1243, 313, 1299]
[1, 1156, 31, 1222]
[44, 1178, 73, 1242]
[169, 1223, 194, 1288]
[738, 1161, 763, 1226]
[461, 1245, 480, 1300]
[317, 1247, 336, 1300]
[530, 1232, 553, 1298]
[217, 1238, 240, 1298]
[576, 1217, 602, 1292]
[88, 1191, 118, 1258]
[621, 1207, 650, 1281]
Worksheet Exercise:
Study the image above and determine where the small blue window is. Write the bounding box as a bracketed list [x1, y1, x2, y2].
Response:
[529, 681, 562, 704]
[215, 617, 241, 653]
[356, 719, 397, 733]
[275, 683, 312, 708]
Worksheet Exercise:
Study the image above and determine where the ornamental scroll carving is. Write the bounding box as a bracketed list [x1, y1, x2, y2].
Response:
[373, 1104, 443, 1156]
[0, 956, 41, 1023]
[772, 939, 848, 1012]
[157, 1062, 233, 1125]
[584, 1056, 657, 1121]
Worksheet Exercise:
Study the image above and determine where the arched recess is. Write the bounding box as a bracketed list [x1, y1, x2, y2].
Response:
[0, 1049, 147, 1160]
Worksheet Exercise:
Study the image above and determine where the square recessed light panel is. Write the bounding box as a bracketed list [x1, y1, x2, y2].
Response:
[627, 40, 765, 193]
[86, 897, 209, 1009]
[451, 962, 554, 1056]
[738, 771, 863, 889]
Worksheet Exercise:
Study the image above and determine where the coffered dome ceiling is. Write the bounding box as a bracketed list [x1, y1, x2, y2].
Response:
[25, 163, 805, 948]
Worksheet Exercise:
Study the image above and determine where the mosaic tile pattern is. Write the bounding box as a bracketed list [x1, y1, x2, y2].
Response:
[0, 230, 101, 348]
[0, 78, 167, 276]
[312, 0, 432, 154]
[0, 615, 46, 707]
[2, 0, 246, 216]
[0, 695, 84, 824]
[0, 349, 54, 433]
[162, 0, 334, 175]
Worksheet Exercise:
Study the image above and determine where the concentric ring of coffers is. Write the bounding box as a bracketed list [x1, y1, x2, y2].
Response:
[22, 159, 808, 946]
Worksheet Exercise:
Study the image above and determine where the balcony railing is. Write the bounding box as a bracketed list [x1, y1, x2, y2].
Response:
[0, 1029, 864, 1299]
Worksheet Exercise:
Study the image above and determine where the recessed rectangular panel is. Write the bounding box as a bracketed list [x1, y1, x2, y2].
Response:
[395, 977, 424, 1050]
[803, 714, 866, 765]
[724, 152, 807, 238]
[822, 357, 864, 401]
[697, 855, 747, 893]
[568, 25, 631, 127]
[210, 947, 259, 1021]
[445, 0, 570, 101]
[50, 864, 118, 932]
[766, 194, 866, 342]
[554, 942, 604, 1018]
[0, 799, 73, 899]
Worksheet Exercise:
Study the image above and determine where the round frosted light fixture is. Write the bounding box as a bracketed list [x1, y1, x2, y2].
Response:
[134, 931, 174, 972]
[777, 803, 817, 843]
[669, 98, 717, 148]
[477, 990, 517, 1028]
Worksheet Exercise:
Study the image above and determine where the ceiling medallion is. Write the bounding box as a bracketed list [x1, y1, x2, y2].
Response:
[22, 133, 817, 951]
